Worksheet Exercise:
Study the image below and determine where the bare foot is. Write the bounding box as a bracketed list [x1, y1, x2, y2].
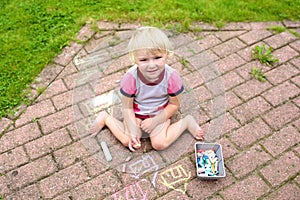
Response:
[185, 115, 204, 141]
[89, 111, 108, 137]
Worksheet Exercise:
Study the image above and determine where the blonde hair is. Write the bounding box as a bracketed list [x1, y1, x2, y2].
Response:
[127, 26, 173, 62]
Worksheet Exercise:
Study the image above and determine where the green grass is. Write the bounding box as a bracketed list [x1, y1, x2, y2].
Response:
[1, 0, 300, 118]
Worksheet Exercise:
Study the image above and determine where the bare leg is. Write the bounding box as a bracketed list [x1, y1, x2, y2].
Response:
[150, 115, 204, 150]
[89, 111, 142, 147]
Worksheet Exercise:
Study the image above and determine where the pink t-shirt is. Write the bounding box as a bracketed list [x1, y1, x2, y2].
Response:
[120, 64, 184, 116]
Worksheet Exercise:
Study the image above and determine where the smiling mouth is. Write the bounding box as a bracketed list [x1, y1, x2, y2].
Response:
[148, 69, 158, 73]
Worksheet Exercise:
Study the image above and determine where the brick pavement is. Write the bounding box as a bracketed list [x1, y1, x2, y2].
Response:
[1, 21, 300, 199]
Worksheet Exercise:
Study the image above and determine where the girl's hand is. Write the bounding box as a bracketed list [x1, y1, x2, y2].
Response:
[140, 118, 157, 133]
[128, 136, 141, 152]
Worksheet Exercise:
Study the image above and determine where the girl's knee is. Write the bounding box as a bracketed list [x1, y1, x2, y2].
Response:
[151, 140, 168, 150]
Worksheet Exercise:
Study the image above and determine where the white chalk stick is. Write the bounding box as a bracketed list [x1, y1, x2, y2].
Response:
[100, 141, 112, 162]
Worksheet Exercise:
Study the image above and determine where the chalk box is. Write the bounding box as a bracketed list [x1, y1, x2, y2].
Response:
[194, 142, 226, 180]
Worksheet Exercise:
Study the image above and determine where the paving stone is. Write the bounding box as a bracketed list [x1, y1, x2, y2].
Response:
[104, 54, 132, 75]
[52, 90, 73, 111]
[37, 79, 68, 102]
[220, 174, 270, 199]
[39, 106, 74, 134]
[232, 96, 272, 124]
[289, 39, 300, 51]
[182, 71, 204, 90]
[239, 30, 272, 45]
[155, 157, 196, 195]
[25, 128, 72, 159]
[260, 151, 300, 187]
[215, 31, 246, 42]
[156, 189, 189, 200]
[73, 84, 95, 105]
[266, 63, 299, 85]
[53, 138, 100, 168]
[0, 175, 11, 196]
[261, 125, 300, 157]
[90, 72, 123, 95]
[53, 42, 83, 66]
[263, 102, 300, 130]
[222, 71, 245, 91]
[264, 31, 297, 49]
[212, 38, 246, 57]
[39, 162, 89, 199]
[6, 184, 42, 200]
[70, 171, 123, 200]
[62, 72, 78, 90]
[174, 40, 205, 58]
[225, 91, 243, 109]
[214, 53, 246, 75]
[283, 20, 300, 28]
[233, 79, 272, 100]
[229, 118, 272, 148]
[57, 62, 78, 79]
[105, 178, 157, 200]
[236, 41, 267, 62]
[266, 183, 300, 200]
[191, 22, 219, 31]
[193, 86, 211, 102]
[97, 21, 119, 30]
[187, 173, 235, 199]
[262, 81, 299, 106]
[226, 145, 272, 178]
[84, 35, 114, 54]
[0, 123, 41, 153]
[169, 61, 190, 76]
[0, 118, 13, 134]
[198, 34, 222, 49]
[120, 23, 141, 29]
[7, 155, 57, 190]
[170, 34, 195, 49]
[0, 146, 29, 173]
[188, 50, 219, 72]
[292, 75, 300, 87]
[83, 153, 109, 177]
[222, 112, 240, 134]
[221, 22, 251, 30]
[31, 64, 64, 90]
[218, 137, 239, 159]
[293, 118, 300, 131]
[51, 191, 73, 200]
[250, 21, 283, 29]
[296, 175, 300, 186]
[235, 60, 266, 81]
[15, 99, 55, 127]
[76, 24, 95, 42]
[273, 45, 299, 64]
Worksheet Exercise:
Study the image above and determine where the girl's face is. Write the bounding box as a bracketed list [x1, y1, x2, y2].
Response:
[134, 49, 167, 82]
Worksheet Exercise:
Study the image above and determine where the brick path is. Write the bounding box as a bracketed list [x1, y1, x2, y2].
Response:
[1, 21, 300, 199]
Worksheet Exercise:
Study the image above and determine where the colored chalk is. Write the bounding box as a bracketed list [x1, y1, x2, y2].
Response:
[100, 141, 112, 162]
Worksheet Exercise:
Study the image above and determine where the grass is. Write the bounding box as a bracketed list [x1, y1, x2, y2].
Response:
[251, 44, 279, 66]
[1, 0, 300, 118]
[250, 67, 267, 82]
[251, 44, 279, 82]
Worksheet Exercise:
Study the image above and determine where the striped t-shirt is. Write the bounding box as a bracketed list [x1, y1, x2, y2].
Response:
[120, 64, 184, 117]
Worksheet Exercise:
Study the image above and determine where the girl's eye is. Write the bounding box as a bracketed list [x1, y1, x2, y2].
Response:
[155, 56, 162, 59]
[139, 58, 148, 62]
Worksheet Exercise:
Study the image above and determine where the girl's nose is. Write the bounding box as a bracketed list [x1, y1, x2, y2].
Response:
[149, 59, 156, 67]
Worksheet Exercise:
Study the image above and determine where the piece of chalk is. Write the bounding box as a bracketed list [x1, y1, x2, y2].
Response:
[122, 164, 126, 173]
[100, 141, 112, 162]
[125, 156, 132, 162]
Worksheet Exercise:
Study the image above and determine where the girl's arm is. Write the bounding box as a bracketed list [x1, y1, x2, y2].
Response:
[140, 95, 181, 133]
[122, 95, 141, 151]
